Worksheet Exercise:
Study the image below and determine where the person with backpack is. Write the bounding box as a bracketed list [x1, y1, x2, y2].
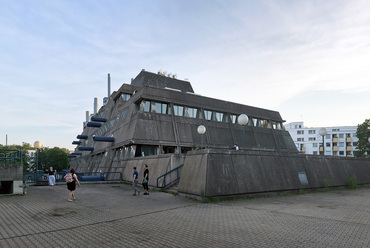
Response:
[64, 168, 81, 202]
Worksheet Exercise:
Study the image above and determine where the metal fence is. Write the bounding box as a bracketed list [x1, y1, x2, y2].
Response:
[24, 171, 123, 184]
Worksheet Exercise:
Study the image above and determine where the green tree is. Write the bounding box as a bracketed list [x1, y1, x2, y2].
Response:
[1, 143, 70, 172]
[38, 147, 70, 172]
[354, 119, 370, 157]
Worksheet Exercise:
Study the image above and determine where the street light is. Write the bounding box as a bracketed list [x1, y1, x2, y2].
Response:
[33, 141, 42, 172]
[319, 128, 327, 155]
[238, 114, 249, 149]
[197, 125, 206, 149]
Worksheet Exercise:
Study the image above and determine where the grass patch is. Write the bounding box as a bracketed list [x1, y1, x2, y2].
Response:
[323, 179, 329, 189]
[170, 191, 178, 196]
[298, 188, 307, 195]
[346, 176, 358, 190]
[278, 192, 290, 197]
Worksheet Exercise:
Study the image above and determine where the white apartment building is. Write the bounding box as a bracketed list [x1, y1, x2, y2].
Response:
[284, 122, 358, 157]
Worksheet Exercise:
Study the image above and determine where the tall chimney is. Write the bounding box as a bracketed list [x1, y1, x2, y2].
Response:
[86, 111, 90, 122]
[108, 73, 111, 97]
[94, 98, 98, 114]
[6, 134, 7, 146]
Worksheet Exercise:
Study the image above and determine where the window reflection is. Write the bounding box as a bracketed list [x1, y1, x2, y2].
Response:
[185, 107, 198, 118]
[121, 109, 128, 120]
[121, 93, 131, 101]
[215, 112, 224, 122]
[204, 110, 212, 120]
[155, 102, 168, 114]
[143, 101, 150, 112]
[230, 114, 237, 124]
[174, 105, 184, 116]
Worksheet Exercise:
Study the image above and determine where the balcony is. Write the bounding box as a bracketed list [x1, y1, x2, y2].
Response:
[332, 137, 338, 142]
[301, 147, 306, 153]
[332, 146, 339, 151]
[347, 154, 353, 157]
[346, 146, 352, 151]
[346, 137, 352, 142]
[319, 147, 323, 152]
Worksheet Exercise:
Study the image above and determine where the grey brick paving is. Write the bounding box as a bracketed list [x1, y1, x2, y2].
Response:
[0, 184, 369, 247]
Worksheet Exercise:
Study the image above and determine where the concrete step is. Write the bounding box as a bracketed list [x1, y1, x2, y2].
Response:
[165, 181, 179, 194]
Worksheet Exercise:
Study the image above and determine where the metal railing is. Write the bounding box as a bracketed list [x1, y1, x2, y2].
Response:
[24, 171, 123, 183]
[75, 172, 123, 181]
[0, 149, 22, 165]
[157, 164, 184, 188]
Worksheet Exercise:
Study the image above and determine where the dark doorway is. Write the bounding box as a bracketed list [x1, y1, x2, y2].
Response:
[0, 181, 13, 194]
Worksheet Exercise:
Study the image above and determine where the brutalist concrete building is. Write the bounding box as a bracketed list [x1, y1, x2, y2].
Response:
[70, 70, 370, 197]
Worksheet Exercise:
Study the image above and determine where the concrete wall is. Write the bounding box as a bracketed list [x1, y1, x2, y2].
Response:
[178, 150, 370, 197]
[72, 153, 185, 187]
[0, 165, 23, 194]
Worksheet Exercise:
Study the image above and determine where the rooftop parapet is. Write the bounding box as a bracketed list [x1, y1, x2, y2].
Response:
[131, 70, 194, 93]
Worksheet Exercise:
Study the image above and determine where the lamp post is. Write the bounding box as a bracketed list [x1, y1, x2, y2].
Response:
[238, 114, 249, 149]
[197, 125, 206, 149]
[319, 128, 327, 155]
[33, 141, 42, 172]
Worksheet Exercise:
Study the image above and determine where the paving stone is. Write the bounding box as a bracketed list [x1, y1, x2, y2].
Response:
[0, 184, 369, 247]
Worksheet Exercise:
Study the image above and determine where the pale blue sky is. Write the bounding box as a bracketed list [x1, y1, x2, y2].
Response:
[1, 0, 369, 150]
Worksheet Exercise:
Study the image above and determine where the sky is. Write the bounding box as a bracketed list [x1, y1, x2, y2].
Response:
[1, 0, 369, 151]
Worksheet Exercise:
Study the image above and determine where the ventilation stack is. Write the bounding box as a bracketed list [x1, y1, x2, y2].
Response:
[94, 98, 98, 114]
[86, 111, 90, 122]
[108, 73, 111, 97]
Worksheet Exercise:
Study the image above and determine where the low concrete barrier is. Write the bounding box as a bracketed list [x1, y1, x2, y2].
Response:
[178, 149, 370, 197]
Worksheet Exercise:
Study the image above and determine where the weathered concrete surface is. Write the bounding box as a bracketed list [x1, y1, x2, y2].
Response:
[0, 164, 23, 194]
[0, 165, 23, 181]
[178, 150, 370, 197]
[71, 153, 185, 187]
[1, 184, 369, 247]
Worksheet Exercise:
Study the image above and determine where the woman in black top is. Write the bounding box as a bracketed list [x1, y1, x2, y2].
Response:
[143, 164, 149, 195]
[48, 167, 56, 189]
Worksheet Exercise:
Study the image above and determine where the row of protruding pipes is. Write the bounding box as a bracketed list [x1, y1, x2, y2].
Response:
[70, 74, 115, 159]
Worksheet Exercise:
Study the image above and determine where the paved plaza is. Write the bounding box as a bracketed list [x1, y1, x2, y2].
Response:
[0, 183, 369, 248]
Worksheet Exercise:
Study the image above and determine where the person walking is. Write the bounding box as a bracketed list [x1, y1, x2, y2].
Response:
[64, 168, 81, 202]
[47, 167, 56, 189]
[143, 164, 149, 195]
[132, 167, 140, 196]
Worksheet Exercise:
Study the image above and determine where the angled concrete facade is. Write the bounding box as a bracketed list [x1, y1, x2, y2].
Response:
[71, 70, 296, 184]
[70, 70, 370, 196]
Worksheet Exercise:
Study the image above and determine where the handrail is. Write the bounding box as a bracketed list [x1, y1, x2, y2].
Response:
[157, 163, 184, 188]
